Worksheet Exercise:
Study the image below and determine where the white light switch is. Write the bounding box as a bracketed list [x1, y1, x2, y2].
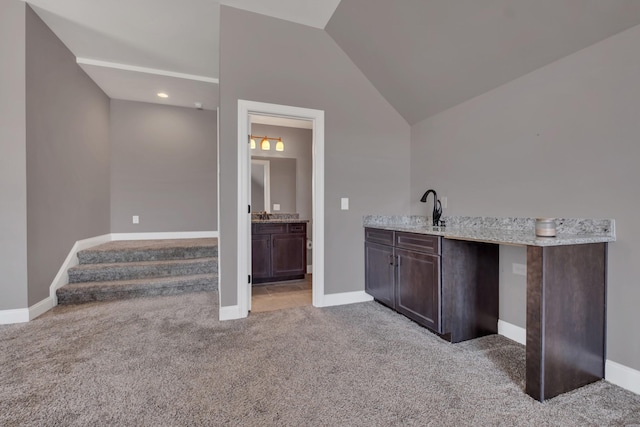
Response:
[341, 198, 349, 210]
[132, 215, 139, 224]
[440, 196, 448, 209]
[273, 204, 281, 211]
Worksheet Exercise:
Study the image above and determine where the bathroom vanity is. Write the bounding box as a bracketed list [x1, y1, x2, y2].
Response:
[252, 215, 308, 284]
[364, 215, 615, 402]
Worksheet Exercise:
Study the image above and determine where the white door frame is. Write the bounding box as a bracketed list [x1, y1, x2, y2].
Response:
[237, 100, 325, 316]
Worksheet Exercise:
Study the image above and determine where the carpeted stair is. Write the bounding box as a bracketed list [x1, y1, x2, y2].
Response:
[56, 238, 218, 304]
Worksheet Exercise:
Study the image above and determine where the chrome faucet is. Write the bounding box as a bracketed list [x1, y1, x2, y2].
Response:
[420, 189, 442, 226]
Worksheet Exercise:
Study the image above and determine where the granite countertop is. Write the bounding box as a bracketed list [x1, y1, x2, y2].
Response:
[251, 212, 309, 224]
[363, 215, 616, 247]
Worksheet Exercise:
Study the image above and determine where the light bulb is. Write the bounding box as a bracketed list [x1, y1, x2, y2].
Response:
[261, 137, 270, 150]
[275, 138, 284, 152]
[250, 138, 256, 149]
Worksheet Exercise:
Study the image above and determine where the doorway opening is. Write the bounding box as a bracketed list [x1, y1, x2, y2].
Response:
[237, 100, 325, 317]
[250, 116, 312, 312]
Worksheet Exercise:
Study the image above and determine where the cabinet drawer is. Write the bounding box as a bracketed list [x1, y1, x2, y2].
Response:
[364, 228, 394, 246]
[288, 223, 306, 234]
[252, 223, 286, 235]
[395, 232, 440, 255]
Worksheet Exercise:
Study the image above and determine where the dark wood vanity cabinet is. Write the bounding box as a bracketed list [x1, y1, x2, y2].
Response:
[365, 228, 442, 333]
[251, 234, 272, 281]
[364, 241, 396, 308]
[395, 247, 441, 333]
[364, 227, 498, 342]
[252, 222, 306, 284]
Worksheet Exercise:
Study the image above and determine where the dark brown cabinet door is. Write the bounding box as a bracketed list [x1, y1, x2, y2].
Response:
[395, 248, 441, 333]
[272, 233, 306, 278]
[364, 242, 395, 309]
[251, 234, 271, 281]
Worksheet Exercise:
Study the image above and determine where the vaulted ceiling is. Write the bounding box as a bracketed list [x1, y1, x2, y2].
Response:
[24, 0, 640, 124]
[325, 0, 640, 124]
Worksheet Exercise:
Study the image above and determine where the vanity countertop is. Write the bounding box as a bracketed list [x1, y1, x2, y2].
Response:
[363, 215, 615, 247]
[251, 212, 308, 223]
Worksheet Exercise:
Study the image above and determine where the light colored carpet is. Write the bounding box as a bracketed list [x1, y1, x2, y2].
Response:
[1, 291, 639, 426]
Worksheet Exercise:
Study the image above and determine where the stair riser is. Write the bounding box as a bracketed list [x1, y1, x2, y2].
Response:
[68, 262, 217, 283]
[57, 281, 217, 305]
[78, 247, 217, 264]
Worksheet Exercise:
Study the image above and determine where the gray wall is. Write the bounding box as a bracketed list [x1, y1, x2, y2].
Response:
[219, 7, 411, 306]
[0, 1, 28, 310]
[410, 24, 640, 370]
[25, 5, 111, 306]
[110, 100, 217, 233]
[498, 246, 526, 328]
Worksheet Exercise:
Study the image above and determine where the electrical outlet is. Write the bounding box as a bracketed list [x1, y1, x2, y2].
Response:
[441, 196, 448, 209]
[273, 204, 280, 211]
[132, 215, 139, 224]
[512, 263, 526, 276]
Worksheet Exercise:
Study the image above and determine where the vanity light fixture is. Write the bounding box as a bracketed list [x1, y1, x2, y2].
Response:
[250, 135, 284, 152]
[157, 92, 169, 98]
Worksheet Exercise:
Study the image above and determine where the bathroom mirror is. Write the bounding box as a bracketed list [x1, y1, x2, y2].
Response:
[251, 157, 297, 214]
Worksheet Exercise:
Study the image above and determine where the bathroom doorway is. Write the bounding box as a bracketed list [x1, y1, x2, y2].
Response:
[249, 116, 313, 312]
[237, 100, 325, 317]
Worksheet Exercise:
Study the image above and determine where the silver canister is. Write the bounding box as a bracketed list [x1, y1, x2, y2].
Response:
[535, 218, 556, 237]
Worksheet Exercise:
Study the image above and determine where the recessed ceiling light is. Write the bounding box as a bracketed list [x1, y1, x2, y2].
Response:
[157, 92, 169, 98]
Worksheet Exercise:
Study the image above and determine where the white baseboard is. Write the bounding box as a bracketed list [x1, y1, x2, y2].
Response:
[0, 307, 29, 324]
[316, 290, 373, 308]
[219, 304, 244, 321]
[498, 319, 526, 345]
[0, 296, 55, 325]
[606, 360, 640, 395]
[29, 296, 54, 320]
[111, 231, 218, 241]
[49, 233, 112, 305]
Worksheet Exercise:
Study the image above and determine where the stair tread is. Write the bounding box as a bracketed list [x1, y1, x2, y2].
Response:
[59, 273, 217, 292]
[79, 238, 217, 254]
[77, 239, 217, 264]
[69, 257, 217, 272]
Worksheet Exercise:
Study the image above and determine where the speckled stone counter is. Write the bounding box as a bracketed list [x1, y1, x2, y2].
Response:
[251, 213, 309, 224]
[363, 215, 615, 247]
